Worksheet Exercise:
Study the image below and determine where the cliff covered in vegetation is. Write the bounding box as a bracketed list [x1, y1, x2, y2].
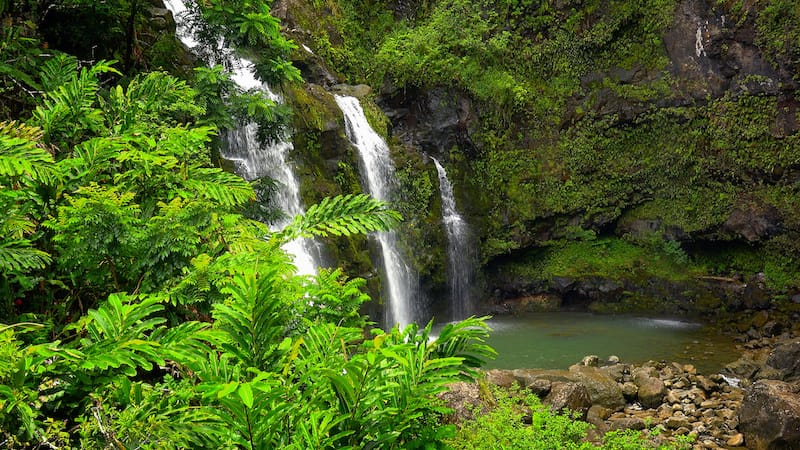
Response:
[274, 0, 800, 316]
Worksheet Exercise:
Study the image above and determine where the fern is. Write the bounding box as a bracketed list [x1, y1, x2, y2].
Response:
[0, 121, 58, 183]
[276, 194, 402, 243]
[31, 59, 120, 149]
[185, 168, 255, 208]
[100, 71, 204, 134]
[213, 269, 288, 369]
[0, 242, 51, 273]
[38, 54, 80, 93]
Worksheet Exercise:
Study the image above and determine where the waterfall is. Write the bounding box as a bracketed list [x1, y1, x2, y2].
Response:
[164, 0, 320, 275]
[334, 95, 418, 327]
[432, 158, 474, 320]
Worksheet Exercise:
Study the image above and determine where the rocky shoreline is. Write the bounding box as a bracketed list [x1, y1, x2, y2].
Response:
[440, 316, 800, 449]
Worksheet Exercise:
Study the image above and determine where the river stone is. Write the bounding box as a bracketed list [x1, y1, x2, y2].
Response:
[581, 355, 600, 367]
[766, 340, 800, 381]
[621, 381, 638, 400]
[635, 376, 668, 408]
[608, 417, 646, 431]
[544, 382, 592, 419]
[569, 365, 626, 411]
[665, 414, 691, 430]
[527, 378, 553, 397]
[696, 375, 718, 393]
[632, 366, 659, 384]
[724, 357, 761, 380]
[739, 380, 800, 450]
[726, 433, 744, 447]
[437, 382, 484, 422]
[599, 363, 626, 382]
[485, 369, 516, 388]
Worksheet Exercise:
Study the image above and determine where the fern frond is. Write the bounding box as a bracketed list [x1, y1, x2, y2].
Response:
[213, 268, 288, 369]
[184, 168, 255, 208]
[0, 121, 58, 183]
[276, 194, 401, 243]
[32, 60, 120, 147]
[38, 54, 79, 92]
[0, 242, 51, 273]
[78, 294, 169, 375]
[101, 71, 204, 133]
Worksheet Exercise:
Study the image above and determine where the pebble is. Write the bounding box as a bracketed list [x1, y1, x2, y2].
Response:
[726, 433, 744, 446]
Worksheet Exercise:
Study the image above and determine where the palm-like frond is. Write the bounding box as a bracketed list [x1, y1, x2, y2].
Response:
[276, 194, 402, 243]
[184, 168, 255, 208]
[213, 268, 288, 370]
[31, 59, 120, 148]
[101, 71, 204, 133]
[0, 242, 51, 273]
[0, 121, 58, 183]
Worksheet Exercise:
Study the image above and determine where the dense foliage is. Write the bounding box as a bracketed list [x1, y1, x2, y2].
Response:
[0, 3, 501, 447]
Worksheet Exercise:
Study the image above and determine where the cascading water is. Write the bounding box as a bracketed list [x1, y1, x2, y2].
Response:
[334, 95, 418, 327]
[432, 157, 474, 320]
[164, 0, 320, 275]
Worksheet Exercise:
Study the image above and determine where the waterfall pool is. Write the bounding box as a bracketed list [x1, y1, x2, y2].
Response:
[456, 312, 740, 374]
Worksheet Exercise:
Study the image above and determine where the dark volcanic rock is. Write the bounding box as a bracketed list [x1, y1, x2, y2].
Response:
[767, 341, 800, 381]
[739, 380, 800, 450]
[722, 204, 782, 243]
[545, 382, 592, 419]
[637, 376, 668, 409]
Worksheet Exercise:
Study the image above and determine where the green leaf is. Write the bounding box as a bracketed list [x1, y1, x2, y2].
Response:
[237, 382, 254, 408]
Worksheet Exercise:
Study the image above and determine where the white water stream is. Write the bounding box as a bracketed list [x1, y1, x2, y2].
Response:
[163, 0, 320, 275]
[335, 95, 418, 327]
[432, 157, 474, 320]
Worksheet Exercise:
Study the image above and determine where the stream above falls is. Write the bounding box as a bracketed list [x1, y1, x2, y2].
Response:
[470, 312, 740, 374]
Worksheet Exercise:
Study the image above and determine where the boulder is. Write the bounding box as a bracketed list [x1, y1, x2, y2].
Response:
[621, 382, 638, 400]
[438, 382, 485, 422]
[485, 369, 516, 389]
[637, 376, 668, 409]
[739, 380, 800, 450]
[527, 378, 553, 398]
[569, 365, 626, 411]
[766, 340, 800, 381]
[544, 382, 592, 419]
[608, 417, 647, 431]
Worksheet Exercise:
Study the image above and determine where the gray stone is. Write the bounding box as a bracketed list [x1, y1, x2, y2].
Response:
[767, 340, 800, 381]
[545, 382, 592, 419]
[739, 380, 800, 450]
[527, 378, 553, 398]
[581, 355, 600, 367]
[569, 365, 626, 411]
[608, 417, 647, 431]
[437, 382, 484, 422]
[636, 376, 668, 409]
[485, 369, 516, 388]
[622, 382, 638, 400]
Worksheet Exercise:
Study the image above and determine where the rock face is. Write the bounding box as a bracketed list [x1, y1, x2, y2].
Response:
[739, 380, 800, 450]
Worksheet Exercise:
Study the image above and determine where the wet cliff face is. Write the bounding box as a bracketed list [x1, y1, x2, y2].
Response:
[277, 0, 800, 313]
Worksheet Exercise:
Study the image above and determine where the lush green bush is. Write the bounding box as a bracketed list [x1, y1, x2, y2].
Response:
[448, 385, 694, 450]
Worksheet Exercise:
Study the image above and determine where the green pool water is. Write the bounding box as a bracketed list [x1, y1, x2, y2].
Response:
[475, 312, 740, 374]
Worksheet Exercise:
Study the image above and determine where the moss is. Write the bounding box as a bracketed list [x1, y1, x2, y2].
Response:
[540, 238, 697, 282]
[360, 96, 391, 141]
